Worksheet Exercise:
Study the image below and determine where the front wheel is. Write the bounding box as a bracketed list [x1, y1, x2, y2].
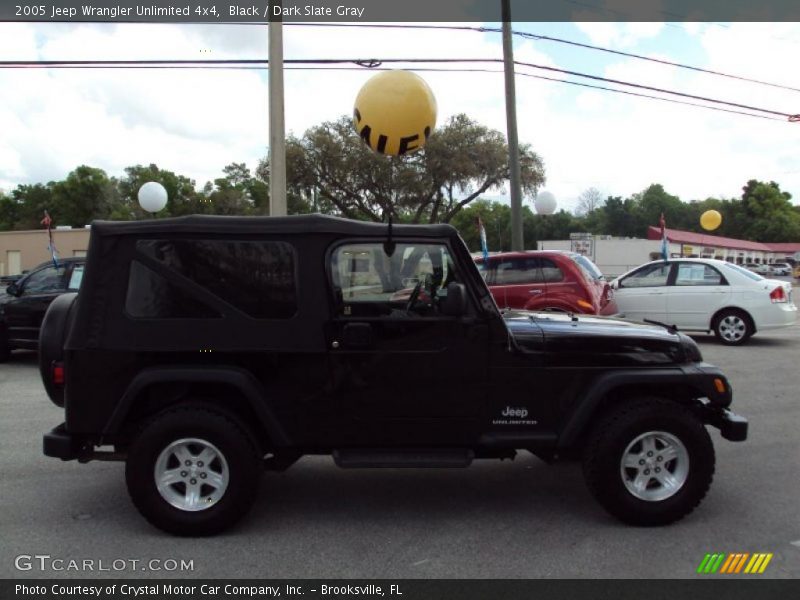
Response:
[583, 398, 715, 526]
[713, 309, 753, 345]
[126, 405, 262, 536]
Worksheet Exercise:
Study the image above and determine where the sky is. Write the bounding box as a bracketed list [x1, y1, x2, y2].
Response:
[1, 20, 799, 213]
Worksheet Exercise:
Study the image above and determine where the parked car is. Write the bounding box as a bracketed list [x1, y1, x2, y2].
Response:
[40, 215, 747, 535]
[611, 258, 796, 345]
[0, 257, 85, 361]
[769, 263, 792, 277]
[475, 251, 618, 316]
[750, 263, 771, 275]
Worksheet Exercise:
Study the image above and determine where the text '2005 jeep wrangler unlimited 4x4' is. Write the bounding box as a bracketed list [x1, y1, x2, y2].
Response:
[40, 215, 747, 535]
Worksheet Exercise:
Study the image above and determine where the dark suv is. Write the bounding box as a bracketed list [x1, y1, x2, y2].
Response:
[1, 257, 85, 361]
[40, 215, 747, 535]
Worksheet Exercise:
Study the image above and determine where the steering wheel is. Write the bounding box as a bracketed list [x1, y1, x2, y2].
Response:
[405, 279, 424, 312]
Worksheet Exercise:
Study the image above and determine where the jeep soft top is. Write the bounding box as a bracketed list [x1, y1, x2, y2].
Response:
[39, 214, 747, 535]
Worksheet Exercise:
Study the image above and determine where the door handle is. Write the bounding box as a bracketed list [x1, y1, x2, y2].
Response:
[529, 290, 543, 294]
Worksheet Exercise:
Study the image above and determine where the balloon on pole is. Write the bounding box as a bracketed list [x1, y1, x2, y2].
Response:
[137, 182, 168, 214]
[700, 209, 722, 231]
[353, 70, 437, 156]
[534, 191, 557, 215]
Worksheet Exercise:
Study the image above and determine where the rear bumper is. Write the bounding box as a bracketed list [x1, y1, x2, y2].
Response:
[706, 408, 748, 442]
[43, 423, 85, 461]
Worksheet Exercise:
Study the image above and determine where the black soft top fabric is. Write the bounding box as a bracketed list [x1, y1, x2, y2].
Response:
[91, 214, 459, 239]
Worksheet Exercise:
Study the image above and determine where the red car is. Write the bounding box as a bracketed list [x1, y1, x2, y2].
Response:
[475, 251, 618, 315]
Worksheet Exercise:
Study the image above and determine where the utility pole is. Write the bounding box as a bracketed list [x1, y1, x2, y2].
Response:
[502, 0, 524, 250]
[268, 2, 287, 216]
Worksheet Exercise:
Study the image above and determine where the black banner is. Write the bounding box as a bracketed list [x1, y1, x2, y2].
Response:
[3, 580, 799, 600]
[3, 0, 800, 23]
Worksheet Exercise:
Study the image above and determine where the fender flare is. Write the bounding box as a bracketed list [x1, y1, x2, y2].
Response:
[557, 368, 704, 448]
[102, 366, 290, 446]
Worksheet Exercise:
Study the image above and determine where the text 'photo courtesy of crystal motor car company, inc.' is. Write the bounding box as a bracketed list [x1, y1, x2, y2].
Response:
[38, 215, 747, 535]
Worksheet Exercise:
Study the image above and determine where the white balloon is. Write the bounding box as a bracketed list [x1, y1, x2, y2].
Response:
[534, 190, 557, 215]
[138, 181, 168, 213]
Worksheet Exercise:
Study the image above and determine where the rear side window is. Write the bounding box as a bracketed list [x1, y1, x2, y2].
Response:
[131, 240, 297, 319]
[674, 264, 724, 286]
[493, 258, 544, 284]
[539, 258, 564, 283]
[570, 254, 605, 281]
[126, 261, 220, 319]
[68, 265, 84, 291]
[724, 263, 763, 282]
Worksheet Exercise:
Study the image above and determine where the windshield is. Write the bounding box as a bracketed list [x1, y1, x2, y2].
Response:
[723, 263, 764, 281]
[570, 254, 605, 281]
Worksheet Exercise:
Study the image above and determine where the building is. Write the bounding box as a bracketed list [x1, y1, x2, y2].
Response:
[1, 227, 90, 276]
[538, 227, 800, 279]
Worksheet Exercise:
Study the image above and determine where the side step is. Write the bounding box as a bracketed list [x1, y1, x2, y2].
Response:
[333, 448, 474, 469]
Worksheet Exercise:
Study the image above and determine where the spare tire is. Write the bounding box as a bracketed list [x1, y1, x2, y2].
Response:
[39, 292, 78, 407]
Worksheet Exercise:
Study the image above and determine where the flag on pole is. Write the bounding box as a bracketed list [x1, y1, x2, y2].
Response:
[41, 210, 60, 268]
[477, 217, 489, 262]
[659, 212, 668, 261]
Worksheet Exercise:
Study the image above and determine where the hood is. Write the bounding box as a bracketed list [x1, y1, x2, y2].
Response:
[504, 310, 692, 367]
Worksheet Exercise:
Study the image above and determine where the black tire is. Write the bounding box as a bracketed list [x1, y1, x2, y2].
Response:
[0, 329, 10, 363]
[38, 293, 78, 405]
[126, 404, 262, 536]
[583, 398, 715, 526]
[712, 309, 753, 346]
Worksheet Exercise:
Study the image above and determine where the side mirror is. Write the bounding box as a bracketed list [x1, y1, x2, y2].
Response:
[6, 282, 19, 297]
[441, 282, 467, 316]
[610, 279, 619, 290]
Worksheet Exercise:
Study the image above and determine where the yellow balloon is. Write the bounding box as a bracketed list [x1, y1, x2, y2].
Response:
[353, 70, 437, 156]
[700, 209, 722, 231]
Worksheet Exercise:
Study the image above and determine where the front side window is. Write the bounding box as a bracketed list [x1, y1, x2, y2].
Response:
[331, 242, 461, 317]
[493, 258, 543, 285]
[23, 265, 65, 294]
[620, 263, 671, 288]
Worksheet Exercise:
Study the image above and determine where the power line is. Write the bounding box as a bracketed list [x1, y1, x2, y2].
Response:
[4, 57, 797, 120]
[285, 66, 786, 122]
[283, 23, 800, 94]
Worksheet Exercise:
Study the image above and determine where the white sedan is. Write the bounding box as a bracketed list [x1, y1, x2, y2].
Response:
[611, 258, 797, 345]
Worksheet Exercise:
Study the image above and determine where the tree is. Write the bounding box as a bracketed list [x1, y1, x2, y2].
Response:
[0, 190, 20, 231]
[737, 180, 800, 242]
[254, 157, 312, 215]
[9, 183, 56, 230]
[117, 164, 200, 219]
[49, 165, 120, 227]
[282, 113, 545, 224]
[576, 187, 604, 216]
[450, 199, 512, 252]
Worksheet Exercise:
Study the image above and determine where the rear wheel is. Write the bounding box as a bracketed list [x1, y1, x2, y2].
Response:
[583, 398, 714, 526]
[126, 405, 261, 536]
[713, 309, 753, 346]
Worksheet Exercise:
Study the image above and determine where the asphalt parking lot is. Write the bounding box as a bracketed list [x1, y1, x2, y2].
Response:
[1, 322, 799, 580]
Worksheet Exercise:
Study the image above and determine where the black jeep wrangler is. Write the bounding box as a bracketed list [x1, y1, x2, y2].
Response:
[40, 215, 747, 535]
